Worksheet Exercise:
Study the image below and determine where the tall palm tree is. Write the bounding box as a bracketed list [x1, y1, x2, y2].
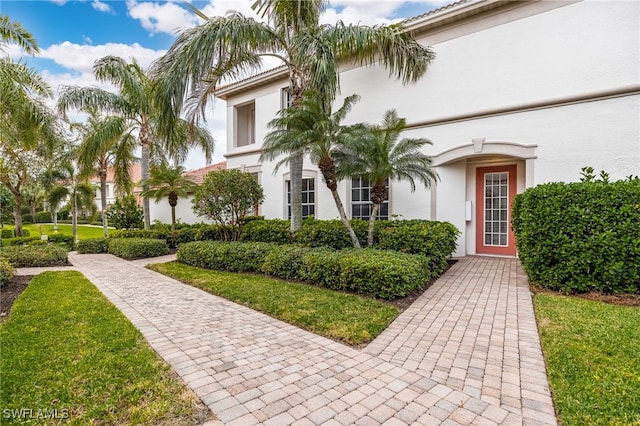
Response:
[57, 55, 215, 230]
[261, 91, 363, 247]
[335, 109, 438, 247]
[48, 163, 95, 243]
[71, 110, 137, 237]
[152, 0, 435, 234]
[141, 163, 198, 230]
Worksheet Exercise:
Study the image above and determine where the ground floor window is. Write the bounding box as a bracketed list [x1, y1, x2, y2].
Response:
[287, 178, 315, 219]
[351, 176, 389, 220]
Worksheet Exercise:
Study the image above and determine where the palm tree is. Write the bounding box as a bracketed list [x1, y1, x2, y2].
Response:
[48, 163, 95, 243]
[0, 14, 39, 55]
[72, 110, 137, 237]
[141, 163, 198, 230]
[261, 91, 363, 248]
[57, 55, 215, 230]
[152, 0, 435, 234]
[334, 109, 438, 247]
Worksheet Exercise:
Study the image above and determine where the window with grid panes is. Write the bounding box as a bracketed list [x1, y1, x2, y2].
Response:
[351, 176, 389, 220]
[286, 178, 315, 219]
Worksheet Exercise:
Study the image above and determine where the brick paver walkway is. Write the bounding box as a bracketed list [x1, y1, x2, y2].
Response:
[51, 253, 555, 425]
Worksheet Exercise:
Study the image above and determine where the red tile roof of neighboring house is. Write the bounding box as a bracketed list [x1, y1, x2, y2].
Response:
[89, 163, 142, 185]
[183, 161, 227, 185]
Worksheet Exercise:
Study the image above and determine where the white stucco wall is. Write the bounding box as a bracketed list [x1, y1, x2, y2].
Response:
[222, 0, 640, 255]
[149, 195, 211, 225]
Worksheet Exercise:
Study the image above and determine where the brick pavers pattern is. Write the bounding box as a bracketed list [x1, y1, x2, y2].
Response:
[67, 253, 556, 425]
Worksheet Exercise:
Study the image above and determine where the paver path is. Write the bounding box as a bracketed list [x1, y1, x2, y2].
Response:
[61, 253, 555, 425]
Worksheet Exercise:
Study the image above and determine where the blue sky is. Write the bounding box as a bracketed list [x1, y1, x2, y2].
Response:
[4, 0, 448, 169]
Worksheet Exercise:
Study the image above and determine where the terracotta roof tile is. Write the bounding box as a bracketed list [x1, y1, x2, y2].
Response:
[183, 161, 227, 185]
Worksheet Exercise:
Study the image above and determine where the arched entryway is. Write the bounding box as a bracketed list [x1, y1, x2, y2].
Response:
[430, 139, 537, 257]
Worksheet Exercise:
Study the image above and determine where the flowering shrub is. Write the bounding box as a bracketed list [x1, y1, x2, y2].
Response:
[106, 196, 144, 230]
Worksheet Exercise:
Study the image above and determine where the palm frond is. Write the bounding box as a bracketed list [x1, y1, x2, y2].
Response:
[0, 15, 39, 55]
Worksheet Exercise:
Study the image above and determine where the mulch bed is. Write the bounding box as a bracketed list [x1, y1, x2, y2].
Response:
[1, 275, 34, 319]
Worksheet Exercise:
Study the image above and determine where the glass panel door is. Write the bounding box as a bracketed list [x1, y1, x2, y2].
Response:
[484, 172, 509, 246]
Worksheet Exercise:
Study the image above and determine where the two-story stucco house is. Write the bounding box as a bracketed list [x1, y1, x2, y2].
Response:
[215, 0, 639, 257]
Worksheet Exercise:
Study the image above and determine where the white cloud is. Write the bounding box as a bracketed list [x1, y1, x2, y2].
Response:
[39, 41, 165, 75]
[92, 0, 113, 13]
[126, 0, 200, 35]
[49, 0, 67, 5]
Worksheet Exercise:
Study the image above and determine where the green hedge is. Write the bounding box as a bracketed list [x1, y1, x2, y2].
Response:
[34, 211, 52, 223]
[107, 238, 169, 260]
[377, 221, 459, 274]
[1, 229, 13, 239]
[1, 236, 42, 247]
[512, 179, 640, 294]
[177, 241, 276, 272]
[1, 245, 68, 267]
[46, 234, 75, 250]
[177, 241, 434, 299]
[294, 219, 369, 249]
[77, 238, 110, 254]
[0, 257, 14, 287]
[240, 219, 292, 244]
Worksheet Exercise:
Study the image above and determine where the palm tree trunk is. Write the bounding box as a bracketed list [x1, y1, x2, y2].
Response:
[290, 153, 303, 234]
[100, 176, 108, 238]
[72, 194, 78, 243]
[368, 203, 380, 247]
[330, 188, 362, 249]
[140, 129, 151, 230]
[171, 206, 176, 231]
[52, 208, 58, 231]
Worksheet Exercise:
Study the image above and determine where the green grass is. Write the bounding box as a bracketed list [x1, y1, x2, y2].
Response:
[535, 294, 640, 426]
[0, 271, 210, 425]
[8, 223, 111, 239]
[148, 262, 399, 346]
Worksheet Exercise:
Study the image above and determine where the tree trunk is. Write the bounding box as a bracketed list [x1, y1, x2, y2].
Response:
[169, 192, 177, 231]
[29, 199, 36, 222]
[368, 203, 380, 247]
[13, 194, 23, 237]
[318, 156, 361, 249]
[52, 209, 58, 231]
[100, 173, 108, 238]
[72, 194, 78, 243]
[290, 153, 303, 234]
[139, 125, 151, 230]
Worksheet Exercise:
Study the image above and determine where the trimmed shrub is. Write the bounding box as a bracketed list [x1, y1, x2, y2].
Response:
[22, 214, 33, 224]
[1, 236, 41, 247]
[261, 245, 311, 281]
[77, 238, 110, 254]
[240, 219, 292, 244]
[1, 229, 13, 239]
[1, 245, 68, 267]
[178, 241, 433, 300]
[377, 221, 460, 273]
[46, 234, 75, 250]
[512, 178, 640, 294]
[0, 257, 15, 287]
[108, 238, 169, 260]
[177, 241, 275, 272]
[34, 211, 52, 223]
[294, 219, 368, 249]
[194, 224, 231, 242]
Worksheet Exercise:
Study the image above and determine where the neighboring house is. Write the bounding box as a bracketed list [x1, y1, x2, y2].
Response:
[90, 164, 142, 210]
[215, 0, 640, 257]
[148, 161, 227, 224]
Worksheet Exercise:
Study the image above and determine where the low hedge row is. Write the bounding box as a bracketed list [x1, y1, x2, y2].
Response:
[76, 238, 110, 254]
[107, 238, 169, 260]
[0, 257, 14, 287]
[0, 245, 68, 267]
[512, 178, 640, 294]
[177, 241, 436, 299]
[0, 229, 30, 238]
[1, 234, 75, 250]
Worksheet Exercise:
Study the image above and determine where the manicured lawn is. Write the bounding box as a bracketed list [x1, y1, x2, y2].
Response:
[534, 294, 640, 426]
[148, 261, 399, 346]
[0, 271, 211, 425]
[7, 223, 111, 239]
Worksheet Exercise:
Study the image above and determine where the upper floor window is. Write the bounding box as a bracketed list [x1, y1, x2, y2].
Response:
[351, 176, 389, 220]
[235, 102, 255, 147]
[287, 178, 315, 219]
[281, 88, 293, 109]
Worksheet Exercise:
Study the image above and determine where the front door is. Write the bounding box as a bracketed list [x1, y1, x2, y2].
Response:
[475, 165, 517, 256]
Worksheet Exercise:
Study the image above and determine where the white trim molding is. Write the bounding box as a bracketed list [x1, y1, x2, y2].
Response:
[431, 140, 537, 167]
